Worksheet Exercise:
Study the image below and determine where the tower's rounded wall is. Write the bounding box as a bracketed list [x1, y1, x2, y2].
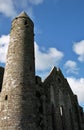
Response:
[0, 13, 36, 130]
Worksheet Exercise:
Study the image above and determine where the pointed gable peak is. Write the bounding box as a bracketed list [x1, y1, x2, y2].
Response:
[51, 66, 57, 72]
[50, 66, 59, 75]
[43, 66, 58, 81]
[49, 66, 61, 74]
[43, 66, 64, 82]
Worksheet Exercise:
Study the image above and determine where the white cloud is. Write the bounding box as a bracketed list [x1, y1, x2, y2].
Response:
[0, 0, 17, 18]
[0, 0, 44, 18]
[35, 42, 64, 71]
[64, 60, 79, 74]
[0, 35, 9, 63]
[73, 40, 84, 62]
[67, 77, 84, 104]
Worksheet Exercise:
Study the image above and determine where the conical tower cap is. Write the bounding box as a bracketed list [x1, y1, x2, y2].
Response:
[17, 11, 30, 18]
[13, 11, 34, 25]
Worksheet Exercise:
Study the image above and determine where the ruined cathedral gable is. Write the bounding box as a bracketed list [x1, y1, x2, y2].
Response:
[0, 12, 84, 130]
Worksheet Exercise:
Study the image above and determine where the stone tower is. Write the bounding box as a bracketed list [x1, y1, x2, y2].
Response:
[0, 12, 36, 130]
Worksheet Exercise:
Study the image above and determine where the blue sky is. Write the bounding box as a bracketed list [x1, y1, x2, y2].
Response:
[0, 0, 84, 108]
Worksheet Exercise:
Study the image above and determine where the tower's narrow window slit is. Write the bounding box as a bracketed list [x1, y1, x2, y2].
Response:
[5, 95, 8, 100]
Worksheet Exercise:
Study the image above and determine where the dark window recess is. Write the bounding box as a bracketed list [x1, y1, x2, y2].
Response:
[15, 17, 18, 20]
[36, 91, 41, 98]
[5, 95, 8, 100]
[24, 20, 28, 25]
[58, 77, 61, 83]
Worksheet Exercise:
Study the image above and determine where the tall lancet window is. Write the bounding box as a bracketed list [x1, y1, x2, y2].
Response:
[60, 105, 66, 130]
[50, 86, 56, 130]
[60, 106, 63, 116]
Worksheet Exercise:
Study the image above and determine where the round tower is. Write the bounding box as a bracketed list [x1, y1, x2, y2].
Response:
[0, 12, 36, 130]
